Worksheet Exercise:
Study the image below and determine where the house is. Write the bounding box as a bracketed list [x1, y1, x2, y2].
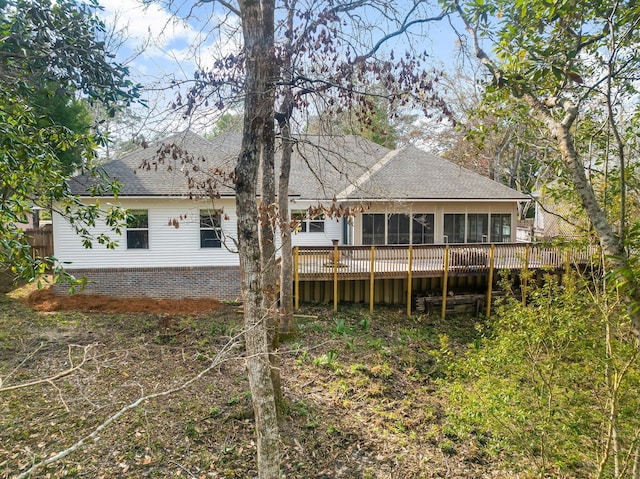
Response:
[53, 131, 529, 300]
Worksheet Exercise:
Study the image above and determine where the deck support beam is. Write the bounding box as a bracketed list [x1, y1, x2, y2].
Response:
[294, 246, 299, 311]
[407, 246, 413, 316]
[333, 243, 338, 312]
[369, 246, 375, 314]
[522, 244, 529, 305]
[441, 245, 449, 319]
[486, 244, 495, 318]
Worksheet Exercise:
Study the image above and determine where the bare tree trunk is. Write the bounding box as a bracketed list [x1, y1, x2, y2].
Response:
[236, 1, 279, 477]
[260, 92, 283, 411]
[276, 2, 297, 337]
[278, 114, 295, 336]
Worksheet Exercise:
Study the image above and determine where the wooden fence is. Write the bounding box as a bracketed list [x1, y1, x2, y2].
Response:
[25, 228, 53, 258]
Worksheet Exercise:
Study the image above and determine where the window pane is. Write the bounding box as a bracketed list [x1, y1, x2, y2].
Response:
[412, 214, 434, 244]
[126, 209, 148, 249]
[467, 214, 488, 243]
[200, 211, 220, 228]
[490, 214, 511, 242]
[291, 211, 306, 232]
[127, 230, 148, 249]
[362, 214, 385, 245]
[309, 220, 325, 233]
[308, 213, 325, 233]
[200, 230, 222, 248]
[388, 214, 410, 244]
[444, 214, 465, 243]
[200, 210, 222, 248]
[127, 210, 148, 229]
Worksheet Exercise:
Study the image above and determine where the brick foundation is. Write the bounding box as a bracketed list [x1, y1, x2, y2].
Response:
[55, 266, 242, 301]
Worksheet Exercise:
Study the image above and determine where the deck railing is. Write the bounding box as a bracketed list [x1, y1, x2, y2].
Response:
[294, 242, 600, 316]
[295, 243, 598, 278]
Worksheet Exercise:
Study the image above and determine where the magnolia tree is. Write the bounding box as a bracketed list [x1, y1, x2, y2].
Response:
[0, 0, 139, 284]
[436, 0, 640, 475]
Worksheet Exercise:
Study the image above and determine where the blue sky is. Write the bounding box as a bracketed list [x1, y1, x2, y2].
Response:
[97, 0, 466, 139]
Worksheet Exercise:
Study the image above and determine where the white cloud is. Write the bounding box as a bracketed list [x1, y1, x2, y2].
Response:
[100, 0, 197, 50]
[95, 1, 244, 137]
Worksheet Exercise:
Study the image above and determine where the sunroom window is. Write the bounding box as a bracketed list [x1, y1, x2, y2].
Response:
[362, 213, 386, 245]
[387, 214, 411, 245]
[467, 214, 489, 243]
[443, 214, 465, 243]
[363, 213, 435, 245]
[412, 214, 434, 244]
[490, 214, 512, 242]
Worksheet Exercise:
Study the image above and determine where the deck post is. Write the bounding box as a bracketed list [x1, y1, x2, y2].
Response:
[333, 243, 339, 312]
[407, 245, 413, 316]
[441, 245, 449, 319]
[369, 246, 375, 313]
[486, 244, 495, 318]
[294, 246, 299, 310]
[564, 249, 571, 276]
[522, 243, 530, 306]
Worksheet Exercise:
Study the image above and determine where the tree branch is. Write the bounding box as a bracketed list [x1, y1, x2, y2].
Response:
[0, 344, 96, 393]
[353, 10, 449, 63]
[14, 336, 243, 479]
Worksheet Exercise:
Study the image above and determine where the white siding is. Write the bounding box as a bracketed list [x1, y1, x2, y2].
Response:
[288, 200, 344, 247]
[56, 197, 523, 269]
[53, 198, 239, 268]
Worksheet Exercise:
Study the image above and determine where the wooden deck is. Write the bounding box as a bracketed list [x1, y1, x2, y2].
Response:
[295, 243, 598, 280]
[293, 243, 600, 316]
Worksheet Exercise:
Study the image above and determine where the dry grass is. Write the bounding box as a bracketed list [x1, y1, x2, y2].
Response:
[0, 286, 512, 478]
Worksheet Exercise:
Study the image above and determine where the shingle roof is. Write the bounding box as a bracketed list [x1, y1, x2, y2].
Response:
[340, 145, 529, 201]
[286, 135, 390, 198]
[68, 131, 237, 197]
[69, 131, 528, 202]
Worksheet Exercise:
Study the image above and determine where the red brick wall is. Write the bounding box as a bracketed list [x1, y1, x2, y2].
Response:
[56, 266, 242, 301]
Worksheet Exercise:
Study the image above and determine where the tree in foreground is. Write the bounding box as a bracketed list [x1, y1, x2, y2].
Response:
[165, 2, 451, 476]
[443, 0, 640, 342]
[0, 0, 138, 284]
[233, 1, 280, 477]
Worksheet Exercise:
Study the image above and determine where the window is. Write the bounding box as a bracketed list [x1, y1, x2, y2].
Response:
[491, 214, 512, 242]
[292, 210, 307, 233]
[443, 214, 465, 243]
[292, 210, 325, 233]
[412, 214, 434, 244]
[308, 213, 325, 233]
[126, 209, 149, 249]
[387, 214, 411, 244]
[362, 213, 386, 245]
[200, 209, 222, 248]
[363, 213, 434, 245]
[467, 214, 489, 243]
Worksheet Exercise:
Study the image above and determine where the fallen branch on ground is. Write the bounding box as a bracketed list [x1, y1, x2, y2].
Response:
[0, 343, 97, 393]
[14, 335, 244, 479]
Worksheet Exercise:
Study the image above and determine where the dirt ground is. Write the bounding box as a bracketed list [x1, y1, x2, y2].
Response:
[1, 285, 516, 479]
[24, 288, 223, 315]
